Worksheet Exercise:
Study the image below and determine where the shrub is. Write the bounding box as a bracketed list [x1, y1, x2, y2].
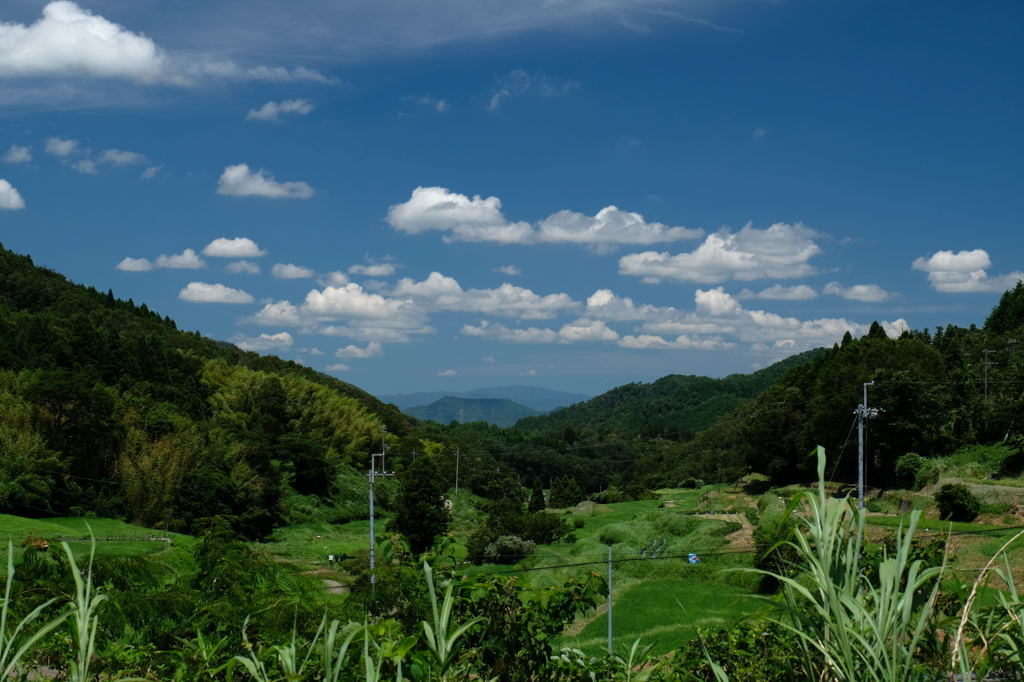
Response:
[894, 453, 927, 491]
[740, 473, 772, 495]
[680, 477, 705, 489]
[482, 535, 535, 564]
[934, 483, 981, 522]
[520, 511, 569, 545]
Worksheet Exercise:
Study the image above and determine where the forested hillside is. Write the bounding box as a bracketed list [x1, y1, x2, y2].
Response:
[633, 288, 1024, 489]
[0, 244, 409, 538]
[405, 395, 540, 427]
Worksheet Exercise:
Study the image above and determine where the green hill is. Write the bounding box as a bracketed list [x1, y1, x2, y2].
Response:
[0, 243, 409, 538]
[406, 396, 540, 427]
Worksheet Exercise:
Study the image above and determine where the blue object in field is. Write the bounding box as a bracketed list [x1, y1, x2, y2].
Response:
[688, 553, 700, 563]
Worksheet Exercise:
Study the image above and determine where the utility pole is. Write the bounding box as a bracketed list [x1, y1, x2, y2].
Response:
[369, 427, 394, 590]
[454, 448, 460, 501]
[984, 349, 996, 398]
[607, 545, 613, 654]
[856, 381, 879, 510]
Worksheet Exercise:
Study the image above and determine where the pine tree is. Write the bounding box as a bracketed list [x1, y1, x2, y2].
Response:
[985, 280, 1024, 335]
[392, 455, 450, 555]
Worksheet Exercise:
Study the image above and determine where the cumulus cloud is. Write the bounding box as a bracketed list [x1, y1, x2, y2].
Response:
[233, 331, 293, 352]
[0, 2, 330, 86]
[437, 369, 457, 376]
[619, 222, 821, 283]
[271, 263, 315, 279]
[115, 256, 151, 271]
[461, 320, 558, 343]
[44, 137, 77, 156]
[349, 263, 396, 277]
[246, 98, 314, 122]
[216, 163, 314, 199]
[249, 300, 302, 326]
[912, 249, 1024, 293]
[156, 249, 205, 269]
[327, 363, 351, 372]
[393, 272, 578, 319]
[319, 271, 349, 286]
[387, 186, 702, 249]
[387, 186, 532, 244]
[558, 318, 619, 342]
[226, 260, 261, 275]
[336, 341, 383, 358]
[618, 333, 734, 350]
[536, 206, 702, 251]
[179, 282, 254, 303]
[71, 159, 97, 175]
[99, 149, 146, 165]
[823, 282, 895, 302]
[304, 282, 419, 320]
[737, 284, 818, 300]
[0, 179, 26, 210]
[203, 237, 267, 258]
[494, 264, 521, 276]
[4, 146, 31, 164]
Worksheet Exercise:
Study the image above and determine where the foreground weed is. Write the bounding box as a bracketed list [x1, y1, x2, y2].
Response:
[1, 542, 68, 679]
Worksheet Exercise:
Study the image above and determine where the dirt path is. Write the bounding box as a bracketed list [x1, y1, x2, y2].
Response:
[694, 513, 754, 551]
[563, 600, 608, 637]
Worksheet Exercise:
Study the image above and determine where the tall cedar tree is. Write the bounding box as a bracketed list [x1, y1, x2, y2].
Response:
[392, 455, 450, 555]
[528, 478, 546, 512]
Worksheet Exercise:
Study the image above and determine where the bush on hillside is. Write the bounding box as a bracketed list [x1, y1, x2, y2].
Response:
[893, 453, 927, 490]
[680, 477, 705, 489]
[740, 473, 773, 495]
[934, 483, 981, 522]
[482, 535, 535, 564]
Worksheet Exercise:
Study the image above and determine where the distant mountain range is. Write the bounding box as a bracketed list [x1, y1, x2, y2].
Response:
[405, 396, 540, 427]
[380, 385, 589, 413]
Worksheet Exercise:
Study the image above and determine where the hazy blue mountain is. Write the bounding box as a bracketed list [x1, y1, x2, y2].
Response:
[405, 396, 540, 427]
[380, 385, 589, 412]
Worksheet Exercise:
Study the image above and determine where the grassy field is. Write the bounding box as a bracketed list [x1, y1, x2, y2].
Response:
[0, 514, 194, 560]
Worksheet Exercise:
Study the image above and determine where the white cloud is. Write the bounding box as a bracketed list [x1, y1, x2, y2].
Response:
[44, 137, 78, 156]
[387, 186, 532, 244]
[536, 205, 702, 250]
[320, 271, 349, 286]
[99, 149, 146, 165]
[0, 2, 330, 86]
[327, 363, 351, 372]
[461, 320, 558, 343]
[823, 282, 895, 303]
[737, 284, 818, 300]
[246, 98, 314, 122]
[619, 222, 821, 283]
[271, 263, 315, 279]
[0, 2, 165, 81]
[303, 282, 418, 320]
[388, 186, 702, 249]
[249, 300, 302, 326]
[156, 248, 205, 269]
[140, 165, 161, 180]
[4, 145, 31, 164]
[349, 263, 396, 277]
[203, 237, 267, 258]
[299, 347, 324, 355]
[393, 272, 579, 319]
[217, 163, 314, 199]
[226, 260, 261, 275]
[752, 127, 768, 141]
[494, 264, 521, 276]
[912, 249, 1024, 293]
[233, 331, 293, 352]
[179, 282, 254, 303]
[336, 341, 383, 358]
[320, 323, 434, 343]
[618, 333, 734, 350]
[115, 256, 151, 271]
[695, 287, 743, 316]
[0, 179, 26, 210]
[72, 159, 97, 175]
[437, 369, 457, 376]
[584, 289, 671, 322]
[558, 318, 619, 342]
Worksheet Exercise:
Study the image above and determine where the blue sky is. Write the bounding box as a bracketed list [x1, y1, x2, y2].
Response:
[1, 0, 1021, 396]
